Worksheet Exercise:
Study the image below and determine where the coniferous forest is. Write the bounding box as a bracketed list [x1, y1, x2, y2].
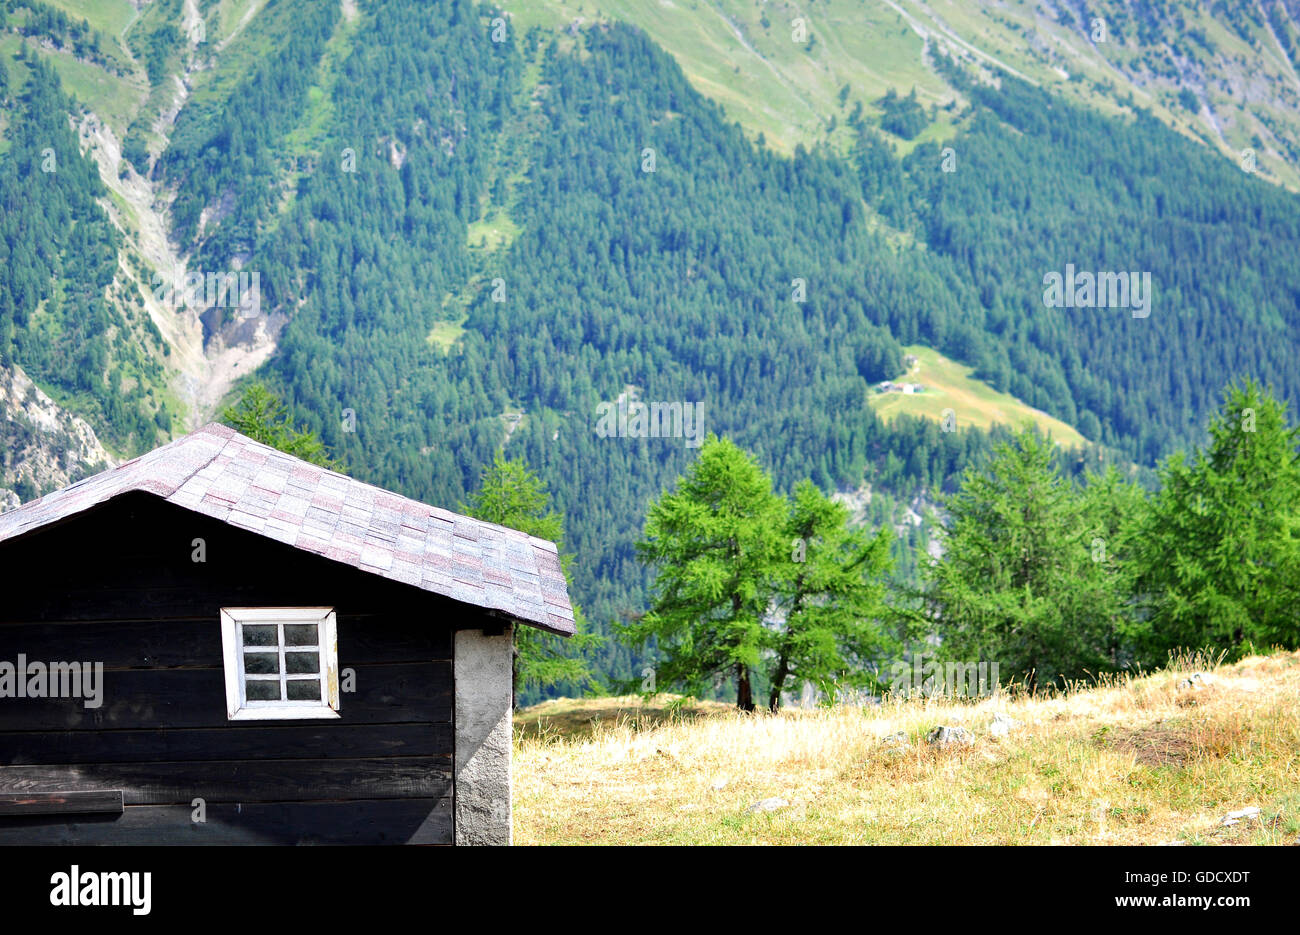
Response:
[4, 0, 1300, 705]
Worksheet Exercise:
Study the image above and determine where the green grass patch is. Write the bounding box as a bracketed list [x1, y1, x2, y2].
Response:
[38, 0, 137, 38]
[427, 314, 468, 352]
[467, 210, 522, 252]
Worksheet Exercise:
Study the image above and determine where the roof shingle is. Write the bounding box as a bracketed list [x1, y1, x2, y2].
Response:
[0, 423, 574, 636]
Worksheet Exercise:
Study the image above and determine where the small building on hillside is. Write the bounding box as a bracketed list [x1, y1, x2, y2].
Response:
[0, 423, 573, 845]
[876, 381, 926, 395]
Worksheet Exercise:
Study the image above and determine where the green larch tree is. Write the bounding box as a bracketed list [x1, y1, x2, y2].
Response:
[1136, 381, 1300, 658]
[768, 479, 895, 710]
[921, 428, 1116, 691]
[219, 382, 339, 469]
[629, 435, 787, 711]
[1078, 464, 1150, 669]
[461, 452, 600, 701]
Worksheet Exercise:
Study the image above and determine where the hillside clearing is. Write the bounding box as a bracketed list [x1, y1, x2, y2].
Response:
[869, 345, 1089, 448]
[514, 650, 1300, 844]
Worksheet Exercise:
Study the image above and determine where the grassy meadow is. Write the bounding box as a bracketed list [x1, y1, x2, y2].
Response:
[868, 344, 1089, 448]
[514, 650, 1300, 845]
[500, 0, 953, 156]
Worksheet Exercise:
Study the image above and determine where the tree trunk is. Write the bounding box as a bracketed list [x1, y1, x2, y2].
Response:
[769, 590, 803, 713]
[737, 664, 755, 712]
[768, 654, 790, 712]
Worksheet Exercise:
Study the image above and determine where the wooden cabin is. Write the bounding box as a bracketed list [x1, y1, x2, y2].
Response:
[0, 423, 574, 845]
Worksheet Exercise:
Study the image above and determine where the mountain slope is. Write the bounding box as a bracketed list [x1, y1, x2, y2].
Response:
[505, 0, 1300, 189]
[7, 0, 1300, 702]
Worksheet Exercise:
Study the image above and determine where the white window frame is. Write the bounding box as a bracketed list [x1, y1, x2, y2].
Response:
[219, 607, 340, 720]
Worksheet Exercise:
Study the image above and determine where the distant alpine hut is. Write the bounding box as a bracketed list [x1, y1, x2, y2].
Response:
[0, 423, 574, 845]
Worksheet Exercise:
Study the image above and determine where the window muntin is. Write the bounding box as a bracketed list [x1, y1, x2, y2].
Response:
[220, 608, 339, 720]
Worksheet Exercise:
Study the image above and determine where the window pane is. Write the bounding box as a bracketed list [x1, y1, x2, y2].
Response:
[242, 624, 277, 646]
[285, 624, 319, 646]
[245, 679, 282, 701]
[287, 679, 321, 701]
[285, 651, 319, 674]
[243, 651, 280, 675]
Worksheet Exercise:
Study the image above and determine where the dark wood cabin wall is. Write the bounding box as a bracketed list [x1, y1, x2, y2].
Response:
[0, 492, 465, 844]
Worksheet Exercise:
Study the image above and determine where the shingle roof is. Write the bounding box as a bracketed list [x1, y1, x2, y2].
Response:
[0, 424, 574, 636]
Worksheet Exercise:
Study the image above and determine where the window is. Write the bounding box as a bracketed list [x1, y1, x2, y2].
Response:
[220, 608, 340, 720]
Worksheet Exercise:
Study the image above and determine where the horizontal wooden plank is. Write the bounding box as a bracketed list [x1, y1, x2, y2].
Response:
[0, 790, 123, 816]
[0, 723, 452, 766]
[0, 588, 484, 628]
[0, 616, 452, 668]
[0, 663, 450, 730]
[0, 757, 451, 805]
[342, 618, 454, 664]
[0, 798, 451, 844]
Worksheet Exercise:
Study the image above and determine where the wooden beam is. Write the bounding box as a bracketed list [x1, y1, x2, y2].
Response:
[0, 790, 123, 816]
[0, 758, 452, 805]
[0, 722, 452, 766]
[0, 662, 451, 731]
[0, 798, 452, 845]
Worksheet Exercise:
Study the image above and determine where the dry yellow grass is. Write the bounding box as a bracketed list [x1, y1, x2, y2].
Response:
[514, 652, 1300, 845]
